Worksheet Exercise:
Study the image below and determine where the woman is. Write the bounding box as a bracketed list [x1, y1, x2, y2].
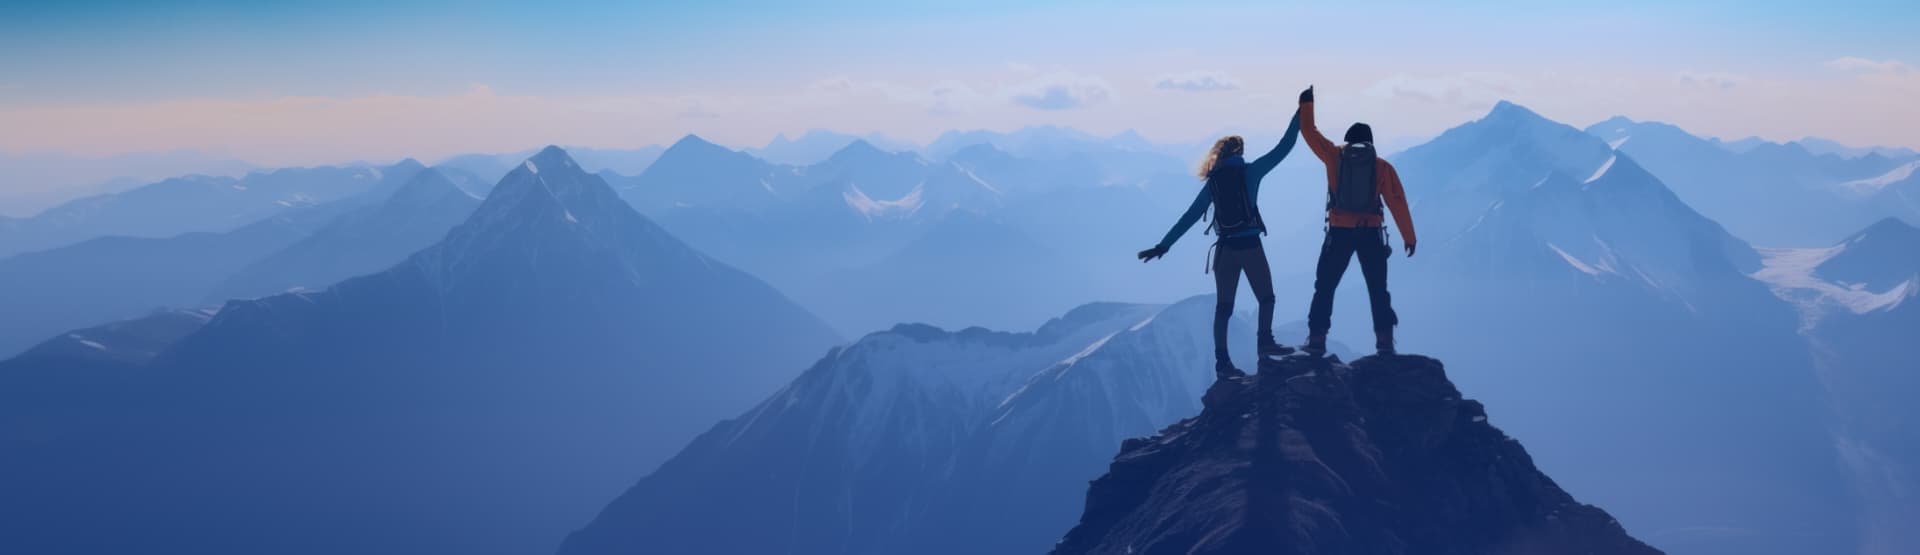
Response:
[1138, 108, 1302, 379]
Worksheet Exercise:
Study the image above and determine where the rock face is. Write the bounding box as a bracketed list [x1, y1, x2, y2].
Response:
[1052, 354, 1662, 555]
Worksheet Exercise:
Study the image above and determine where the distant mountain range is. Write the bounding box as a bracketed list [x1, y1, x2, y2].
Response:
[432, 145, 668, 186]
[0, 160, 448, 358]
[0, 192, 365, 357]
[0, 147, 842, 555]
[746, 129, 919, 165]
[0, 149, 258, 216]
[1585, 117, 1916, 247]
[0, 160, 424, 258]
[206, 168, 481, 302]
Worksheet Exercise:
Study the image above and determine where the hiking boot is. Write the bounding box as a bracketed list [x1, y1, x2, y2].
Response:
[1215, 360, 1246, 380]
[1375, 328, 1397, 356]
[1302, 333, 1328, 356]
[1258, 341, 1295, 360]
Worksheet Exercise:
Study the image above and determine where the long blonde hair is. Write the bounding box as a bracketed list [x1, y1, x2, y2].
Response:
[1196, 135, 1245, 178]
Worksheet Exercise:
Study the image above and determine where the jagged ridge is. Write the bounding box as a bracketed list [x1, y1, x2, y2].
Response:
[1052, 354, 1661, 555]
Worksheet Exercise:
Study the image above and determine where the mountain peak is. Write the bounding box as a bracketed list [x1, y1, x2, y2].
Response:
[1052, 355, 1661, 555]
[389, 158, 426, 172]
[831, 138, 884, 158]
[529, 145, 575, 167]
[1594, 115, 1637, 128]
[1817, 216, 1920, 291]
[651, 134, 760, 172]
[1484, 99, 1548, 123]
[386, 168, 467, 205]
[666, 134, 729, 154]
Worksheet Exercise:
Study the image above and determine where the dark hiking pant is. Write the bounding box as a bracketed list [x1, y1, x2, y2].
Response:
[1212, 236, 1276, 363]
[1307, 226, 1398, 335]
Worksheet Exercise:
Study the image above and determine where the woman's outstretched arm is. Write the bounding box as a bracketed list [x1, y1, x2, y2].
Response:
[1248, 110, 1303, 180]
[1156, 187, 1213, 249]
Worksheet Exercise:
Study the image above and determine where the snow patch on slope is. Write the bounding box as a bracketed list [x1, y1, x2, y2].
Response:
[1549, 243, 1607, 276]
[1754, 247, 1913, 328]
[66, 334, 107, 351]
[1836, 161, 1918, 197]
[843, 183, 926, 221]
[1584, 155, 1616, 184]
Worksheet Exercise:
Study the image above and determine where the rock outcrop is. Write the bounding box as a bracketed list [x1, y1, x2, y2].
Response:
[1052, 354, 1662, 555]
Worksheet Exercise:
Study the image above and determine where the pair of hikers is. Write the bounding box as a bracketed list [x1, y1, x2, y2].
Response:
[1138, 86, 1416, 379]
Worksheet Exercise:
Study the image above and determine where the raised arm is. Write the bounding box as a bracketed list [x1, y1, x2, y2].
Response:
[1298, 87, 1338, 167]
[1378, 160, 1418, 250]
[1247, 110, 1302, 180]
[1156, 187, 1213, 249]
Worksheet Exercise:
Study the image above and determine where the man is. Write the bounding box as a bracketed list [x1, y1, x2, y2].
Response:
[1138, 109, 1302, 379]
[1297, 86, 1416, 355]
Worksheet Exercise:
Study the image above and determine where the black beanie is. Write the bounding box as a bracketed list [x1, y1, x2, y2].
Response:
[1344, 123, 1374, 144]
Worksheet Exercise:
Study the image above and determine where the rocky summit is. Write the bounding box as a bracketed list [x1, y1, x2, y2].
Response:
[1052, 354, 1662, 555]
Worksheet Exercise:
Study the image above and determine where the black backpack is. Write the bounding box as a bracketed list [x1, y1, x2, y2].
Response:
[1206, 162, 1264, 237]
[1329, 143, 1382, 215]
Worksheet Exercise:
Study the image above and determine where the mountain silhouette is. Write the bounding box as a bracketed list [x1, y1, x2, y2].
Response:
[0, 160, 424, 258]
[0, 146, 841, 555]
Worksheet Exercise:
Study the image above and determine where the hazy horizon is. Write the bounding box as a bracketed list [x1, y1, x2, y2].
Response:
[2, 1, 1915, 170]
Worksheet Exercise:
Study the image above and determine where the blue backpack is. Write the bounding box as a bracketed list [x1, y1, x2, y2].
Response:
[1206, 163, 1263, 237]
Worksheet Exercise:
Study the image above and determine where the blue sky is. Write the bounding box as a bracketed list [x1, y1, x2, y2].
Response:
[1, 0, 1915, 165]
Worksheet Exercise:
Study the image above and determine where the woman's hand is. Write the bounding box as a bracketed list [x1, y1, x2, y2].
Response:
[1299, 86, 1314, 104]
[1138, 245, 1169, 262]
[1404, 241, 1417, 258]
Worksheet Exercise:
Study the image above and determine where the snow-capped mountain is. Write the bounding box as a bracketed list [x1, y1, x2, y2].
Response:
[0, 159, 425, 258]
[206, 168, 482, 301]
[797, 139, 1005, 216]
[558, 297, 1252, 555]
[0, 146, 842, 555]
[1584, 117, 1911, 246]
[1392, 100, 1617, 243]
[1813, 217, 1920, 291]
[1052, 355, 1662, 555]
[1376, 101, 1856, 555]
[1435, 153, 1760, 305]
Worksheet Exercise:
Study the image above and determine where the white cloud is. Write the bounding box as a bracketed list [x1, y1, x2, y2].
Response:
[1675, 71, 1748, 89]
[1826, 57, 1912, 74]
[1363, 72, 1527, 110]
[1005, 73, 1113, 110]
[1154, 71, 1242, 92]
[1006, 61, 1036, 74]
